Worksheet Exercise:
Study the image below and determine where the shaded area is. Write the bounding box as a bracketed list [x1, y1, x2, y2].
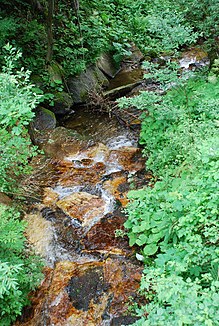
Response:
[66, 266, 106, 311]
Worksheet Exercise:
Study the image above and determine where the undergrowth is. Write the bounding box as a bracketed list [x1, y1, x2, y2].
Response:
[118, 62, 219, 325]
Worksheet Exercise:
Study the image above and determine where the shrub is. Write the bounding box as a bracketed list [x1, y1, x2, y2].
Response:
[118, 62, 219, 324]
[0, 205, 43, 325]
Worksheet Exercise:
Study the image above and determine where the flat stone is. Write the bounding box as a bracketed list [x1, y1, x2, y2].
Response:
[56, 192, 105, 227]
[82, 214, 131, 255]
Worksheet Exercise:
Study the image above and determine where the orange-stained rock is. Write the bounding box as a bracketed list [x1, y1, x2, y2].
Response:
[15, 259, 142, 326]
[43, 187, 59, 207]
[104, 257, 143, 316]
[82, 214, 132, 255]
[56, 192, 106, 227]
[84, 143, 110, 160]
[53, 160, 106, 187]
[109, 146, 145, 172]
[103, 174, 129, 207]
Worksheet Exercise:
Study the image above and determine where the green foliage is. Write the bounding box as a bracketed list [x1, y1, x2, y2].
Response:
[0, 204, 43, 326]
[0, 0, 200, 81]
[0, 17, 18, 50]
[0, 45, 44, 325]
[0, 44, 42, 192]
[119, 62, 219, 324]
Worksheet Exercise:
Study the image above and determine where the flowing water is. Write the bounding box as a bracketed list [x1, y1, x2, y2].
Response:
[18, 107, 148, 326]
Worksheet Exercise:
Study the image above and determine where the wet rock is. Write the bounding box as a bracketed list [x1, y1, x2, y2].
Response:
[43, 188, 59, 208]
[16, 259, 142, 326]
[29, 107, 57, 145]
[103, 174, 129, 207]
[40, 127, 85, 158]
[82, 214, 131, 255]
[97, 52, 119, 78]
[109, 147, 145, 172]
[111, 316, 140, 325]
[84, 143, 110, 161]
[24, 212, 54, 259]
[68, 65, 109, 104]
[67, 266, 105, 311]
[54, 143, 110, 186]
[104, 258, 142, 318]
[179, 46, 210, 70]
[56, 192, 106, 227]
[57, 165, 105, 187]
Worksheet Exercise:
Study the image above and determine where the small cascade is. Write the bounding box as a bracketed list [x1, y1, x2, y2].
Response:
[16, 76, 150, 326]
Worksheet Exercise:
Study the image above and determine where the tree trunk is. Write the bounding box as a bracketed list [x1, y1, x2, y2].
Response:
[46, 0, 54, 64]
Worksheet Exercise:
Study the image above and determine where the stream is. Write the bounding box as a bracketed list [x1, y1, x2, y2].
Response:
[15, 46, 210, 326]
[16, 107, 149, 326]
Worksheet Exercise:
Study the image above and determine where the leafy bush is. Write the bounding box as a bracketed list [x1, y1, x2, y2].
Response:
[0, 0, 200, 80]
[0, 45, 44, 325]
[0, 44, 42, 193]
[0, 205, 43, 326]
[118, 62, 219, 324]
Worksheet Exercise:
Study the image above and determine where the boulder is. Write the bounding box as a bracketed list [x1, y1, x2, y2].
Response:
[29, 107, 57, 146]
[97, 52, 119, 78]
[32, 107, 56, 131]
[67, 65, 109, 104]
[52, 91, 74, 115]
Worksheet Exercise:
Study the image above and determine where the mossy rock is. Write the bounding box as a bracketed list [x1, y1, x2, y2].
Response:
[47, 62, 64, 83]
[52, 91, 74, 115]
[67, 65, 109, 104]
[29, 107, 57, 145]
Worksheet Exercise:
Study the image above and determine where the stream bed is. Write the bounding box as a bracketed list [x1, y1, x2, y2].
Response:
[15, 108, 151, 326]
